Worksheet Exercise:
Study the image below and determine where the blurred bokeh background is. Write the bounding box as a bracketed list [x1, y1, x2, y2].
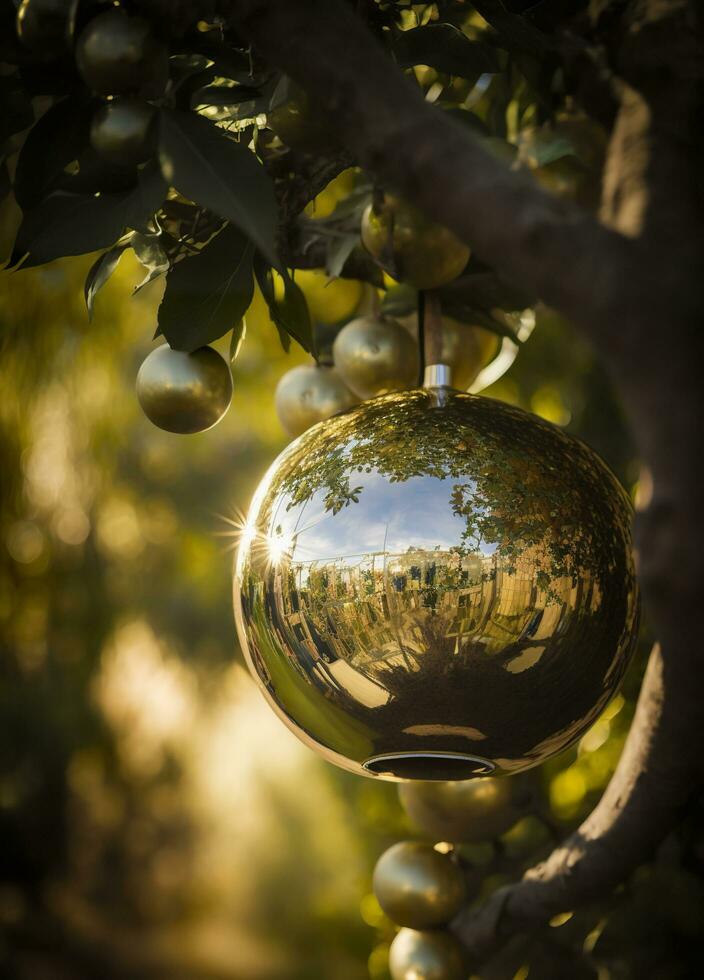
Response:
[5, 195, 699, 979]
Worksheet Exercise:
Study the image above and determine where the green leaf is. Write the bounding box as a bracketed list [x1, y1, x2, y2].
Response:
[173, 66, 217, 111]
[393, 24, 500, 78]
[158, 109, 279, 266]
[131, 230, 170, 293]
[13, 95, 92, 209]
[12, 163, 167, 268]
[193, 84, 271, 123]
[230, 318, 247, 362]
[470, 2, 549, 56]
[326, 234, 358, 279]
[187, 37, 253, 81]
[439, 302, 520, 339]
[59, 147, 141, 196]
[84, 243, 128, 320]
[122, 161, 170, 233]
[157, 223, 255, 352]
[312, 181, 372, 227]
[194, 84, 264, 107]
[522, 135, 580, 168]
[0, 74, 34, 143]
[254, 254, 314, 354]
[381, 283, 417, 317]
[440, 268, 536, 315]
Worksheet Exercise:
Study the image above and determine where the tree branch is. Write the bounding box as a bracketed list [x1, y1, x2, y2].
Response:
[452, 642, 702, 960]
[222, 0, 644, 365]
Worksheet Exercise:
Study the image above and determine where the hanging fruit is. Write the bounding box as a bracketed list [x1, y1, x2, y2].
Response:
[75, 10, 169, 98]
[89, 98, 157, 167]
[373, 842, 467, 929]
[268, 79, 337, 155]
[15, 0, 78, 57]
[332, 314, 419, 399]
[398, 313, 499, 391]
[234, 387, 639, 781]
[398, 775, 531, 843]
[388, 928, 466, 980]
[361, 194, 470, 289]
[275, 363, 358, 438]
[136, 344, 233, 434]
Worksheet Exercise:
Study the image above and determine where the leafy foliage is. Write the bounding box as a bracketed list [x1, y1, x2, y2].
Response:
[12, 94, 92, 209]
[0, 0, 600, 357]
[392, 23, 500, 78]
[11, 162, 167, 269]
[84, 242, 128, 320]
[157, 222, 254, 352]
[254, 254, 314, 355]
[158, 109, 279, 265]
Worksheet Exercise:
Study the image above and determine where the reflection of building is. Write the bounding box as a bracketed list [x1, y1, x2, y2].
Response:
[266, 540, 601, 690]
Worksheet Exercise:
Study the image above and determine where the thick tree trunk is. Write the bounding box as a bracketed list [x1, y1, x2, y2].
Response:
[140, 0, 704, 958]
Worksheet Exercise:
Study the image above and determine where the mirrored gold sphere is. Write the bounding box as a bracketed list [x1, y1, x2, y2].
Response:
[333, 314, 419, 399]
[373, 841, 466, 929]
[361, 196, 470, 290]
[234, 388, 639, 781]
[398, 314, 499, 391]
[399, 775, 530, 843]
[136, 344, 233, 434]
[389, 928, 466, 980]
[275, 364, 359, 438]
[90, 98, 156, 167]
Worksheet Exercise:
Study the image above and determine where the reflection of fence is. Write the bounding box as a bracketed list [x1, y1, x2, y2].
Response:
[268, 543, 596, 677]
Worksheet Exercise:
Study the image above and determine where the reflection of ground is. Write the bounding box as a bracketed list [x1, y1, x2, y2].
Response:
[276, 544, 595, 683]
[240, 538, 633, 769]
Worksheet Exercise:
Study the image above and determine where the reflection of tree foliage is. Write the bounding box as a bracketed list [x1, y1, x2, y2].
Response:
[278, 390, 635, 598]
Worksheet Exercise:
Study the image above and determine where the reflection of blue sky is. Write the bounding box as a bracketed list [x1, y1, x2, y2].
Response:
[269, 469, 497, 566]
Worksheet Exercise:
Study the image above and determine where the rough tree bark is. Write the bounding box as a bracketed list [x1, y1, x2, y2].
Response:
[141, 0, 704, 961]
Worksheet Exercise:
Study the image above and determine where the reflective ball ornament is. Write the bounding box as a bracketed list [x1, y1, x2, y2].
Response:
[90, 98, 156, 167]
[75, 10, 168, 97]
[399, 776, 531, 843]
[275, 364, 359, 438]
[361, 195, 470, 290]
[333, 314, 419, 399]
[373, 842, 466, 929]
[234, 388, 639, 781]
[389, 928, 466, 980]
[136, 344, 232, 434]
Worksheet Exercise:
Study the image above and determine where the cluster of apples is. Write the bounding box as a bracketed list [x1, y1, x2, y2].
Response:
[275, 193, 499, 439]
[18, 3, 167, 167]
[375, 777, 532, 979]
[133, 191, 492, 439]
[76, 8, 166, 168]
[15, 3, 235, 435]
